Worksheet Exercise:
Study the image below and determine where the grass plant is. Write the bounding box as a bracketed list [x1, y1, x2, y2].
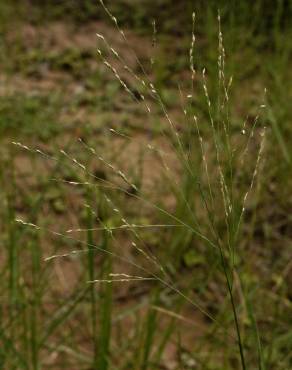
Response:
[0, 2, 291, 369]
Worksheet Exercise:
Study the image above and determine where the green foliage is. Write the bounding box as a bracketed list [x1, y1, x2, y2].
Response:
[0, 1, 291, 369]
[0, 94, 61, 140]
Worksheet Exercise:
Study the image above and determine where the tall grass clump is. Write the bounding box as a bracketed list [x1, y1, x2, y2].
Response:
[10, 3, 276, 370]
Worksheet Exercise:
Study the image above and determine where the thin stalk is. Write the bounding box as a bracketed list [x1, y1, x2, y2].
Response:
[86, 189, 99, 369]
[218, 244, 246, 370]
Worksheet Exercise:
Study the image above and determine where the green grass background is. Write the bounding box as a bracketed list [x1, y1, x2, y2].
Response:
[0, 1, 291, 369]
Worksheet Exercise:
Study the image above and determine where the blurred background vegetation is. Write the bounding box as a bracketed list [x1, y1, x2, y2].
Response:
[0, 1, 291, 369]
